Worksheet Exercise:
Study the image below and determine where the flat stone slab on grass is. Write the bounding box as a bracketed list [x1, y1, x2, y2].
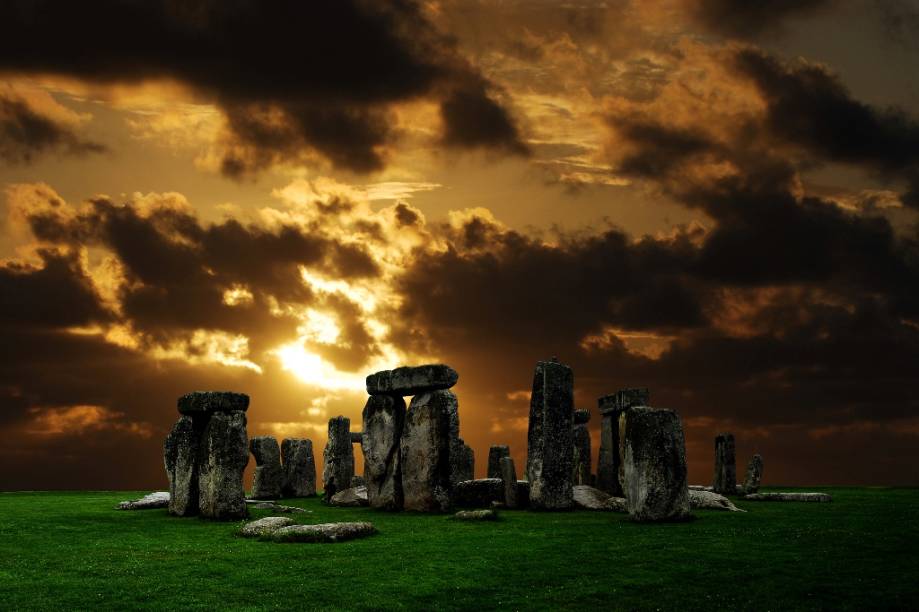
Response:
[117, 491, 170, 510]
[572, 485, 627, 512]
[329, 486, 369, 507]
[271, 522, 377, 543]
[177, 391, 249, 415]
[248, 501, 309, 514]
[744, 492, 832, 502]
[238, 516, 294, 538]
[689, 489, 745, 512]
[453, 509, 498, 521]
[366, 364, 458, 396]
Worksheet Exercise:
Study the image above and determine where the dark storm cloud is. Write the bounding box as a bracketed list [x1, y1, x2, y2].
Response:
[0, 0, 526, 173]
[0, 93, 105, 164]
[690, 0, 834, 38]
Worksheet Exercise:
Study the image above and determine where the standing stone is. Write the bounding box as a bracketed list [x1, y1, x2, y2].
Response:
[597, 388, 649, 497]
[249, 436, 283, 500]
[526, 357, 574, 510]
[713, 433, 737, 495]
[499, 456, 518, 508]
[621, 406, 691, 522]
[366, 364, 459, 396]
[400, 390, 454, 512]
[164, 415, 204, 516]
[197, 410, 249, 520]
[742, 454, 764, 494]
[453, 443, 475, 484]
[362, 394, 406, 510]
[322, 416, 355, 501]
[487, 445, 510, 479]
[281, 438, 316, 497]
[572, 409, 592, 486]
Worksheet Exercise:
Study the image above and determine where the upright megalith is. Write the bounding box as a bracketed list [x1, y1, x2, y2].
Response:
[250, 436, 283, 500]
[621, 406, 691, 522]
[366, 364, 458, 395]
[362, 394, 406, 510]
[743, 454, 764, 494]
[596, 388, 649, 497]
[572, 409, 592, 486]
[198, 410, 249, 520]
[526, 357, 574, 510]
[487, 445, 510, 479]
[500, 456, 518, 508]
[452, 442, 475, 485]
[164, 391, 249, 519]
[281, 438, 316, 497]
[400, 390, 455, 512]
[713, 433, 737, 495]
[322, 416, 355, 502]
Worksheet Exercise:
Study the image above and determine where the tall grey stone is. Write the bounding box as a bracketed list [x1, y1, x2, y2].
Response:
[164, 414, 204, 516]
[499, 456, 518, 508]
[742, 454, 764, 494]
[366, 364, 458, 396]
[526, 357, 574, 510]
[197, 410, 249, 520]
[453, 443, 475, 484]
[400, 390, 454, 512]
[596, 388, 649, 497]
[281, 438, 316, 497]
[362, 394, 406, 510]
[572, 409, 592, 486]
[487, 445, 510, 479]
[322, 416, 355, 501]
[713, 433, 737, 495]
[249, 436, 283, 500]
[621, 406, 691, 522]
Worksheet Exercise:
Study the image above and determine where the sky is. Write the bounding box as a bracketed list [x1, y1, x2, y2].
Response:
[1, 0, 918, 490]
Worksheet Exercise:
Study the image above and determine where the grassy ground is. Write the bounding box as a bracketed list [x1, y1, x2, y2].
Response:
[0, 487, 916, 610]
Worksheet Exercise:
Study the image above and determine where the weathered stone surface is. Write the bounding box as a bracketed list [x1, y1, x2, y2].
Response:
[351, 475, 366, 488]
[322, 416, 355, 502]
[572, 421, 592, 486]
[605, 496, 628, 513]
[400, 390, 454, 512]
[250, 436, 283, 500]
[452, 443, 475, 485]
[238, 516, 294, 538]
[361, 394, 405, 510]
[164, 415, 203, 516]
[272, 522, 377, 543]
[366, 364, 458, 396]
[573, 409, 591, 425]
[526, 358, 574, 510]
[499, 457, 518, 508]
[621, 406, 691, 522]
[177, 391, 249, 416]
[743, 454, 764, 494]
[690, 489, 745, 512]
[713, 433, 737, 495]
[689, 485, 714, 492]
[516, 480, 530, 508]
[453, 509, 498, 521]
[572, 485, 610, 510]
[454, 478, 504, 508]
[487, 445, 510, 479]
[329, 485, 369, 507]
[744, 492, 832, 502]
[281, 438, 316, 497]
[596, 389, 649, 497]
[350, 431, 364, 444]
[198, 410, 249, 520]
[250, 501, 308, 513]
[117, 491, 169, 510]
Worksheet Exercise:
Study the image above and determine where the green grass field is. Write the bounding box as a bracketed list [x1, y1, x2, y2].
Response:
[0, 487, 916, 610]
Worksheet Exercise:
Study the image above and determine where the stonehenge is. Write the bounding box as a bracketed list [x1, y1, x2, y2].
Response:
[597, 388, 649, 497]
[743, 454, 764, 494]
[281, 438, 316, 497]
[250, 436, 283, 500]
[322, 416, 355, 502]
[487, 445, 510, 479]
[620, 406, 691, 522]
[526, 357, 574, 510]
[713, 433, 737, 495]
[366, 364, 458, 395]
[454, 478, 505, 508]
[400, 390, 455, 512]
[500, 456, 518, 508]
[164, 391, 249, 520]
[361, 394, 406, 510]
[572, 409, 592, 486]
[452, 442, 475, 485]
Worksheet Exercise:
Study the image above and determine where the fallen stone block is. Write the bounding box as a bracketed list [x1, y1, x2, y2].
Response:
[238, 516, 294, 538]
[453, 509, 498, 521]
[743, 492, 832, 502]
[329, 486, 369, 507]
[117, 491, 170, 510]
[272, 522, 377, 543]
[690, 489, 746, 512]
